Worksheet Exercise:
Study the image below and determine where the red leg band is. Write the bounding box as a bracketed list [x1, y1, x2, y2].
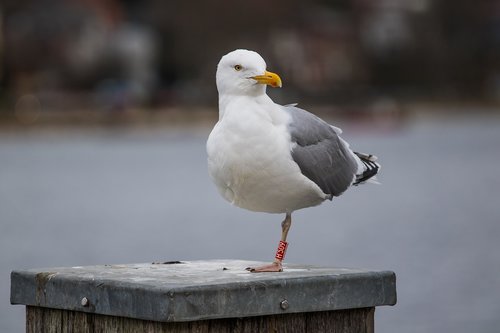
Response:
[275, 240, 288, 261]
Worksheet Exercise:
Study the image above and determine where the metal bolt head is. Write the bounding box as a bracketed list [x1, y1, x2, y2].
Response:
[280, 299, 289, 310]
[81, 297, 89, 307]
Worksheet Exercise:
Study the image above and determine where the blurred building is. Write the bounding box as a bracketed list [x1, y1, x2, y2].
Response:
[1, 0, 499, 120]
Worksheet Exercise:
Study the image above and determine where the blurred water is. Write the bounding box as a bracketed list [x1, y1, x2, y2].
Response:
[1, 115, 500, 332]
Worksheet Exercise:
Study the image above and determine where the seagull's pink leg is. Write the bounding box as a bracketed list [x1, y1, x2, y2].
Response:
[246, 213, 292, 273]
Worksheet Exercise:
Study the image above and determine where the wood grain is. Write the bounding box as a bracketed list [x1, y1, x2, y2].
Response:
[26, 306, 375, 333]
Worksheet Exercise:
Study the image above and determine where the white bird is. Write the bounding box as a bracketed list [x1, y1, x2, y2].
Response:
[207, 49, 380, 272]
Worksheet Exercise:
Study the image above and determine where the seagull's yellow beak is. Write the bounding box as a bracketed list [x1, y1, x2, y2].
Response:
[251, 71, 282, 88]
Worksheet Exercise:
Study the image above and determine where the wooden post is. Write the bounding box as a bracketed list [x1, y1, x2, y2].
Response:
[11, 260, 396, 333]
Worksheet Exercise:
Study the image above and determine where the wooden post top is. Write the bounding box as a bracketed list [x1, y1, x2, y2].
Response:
[11, 260, 396, 322]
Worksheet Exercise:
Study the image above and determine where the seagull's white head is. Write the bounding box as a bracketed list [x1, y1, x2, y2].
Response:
[216, 49, 282, 97]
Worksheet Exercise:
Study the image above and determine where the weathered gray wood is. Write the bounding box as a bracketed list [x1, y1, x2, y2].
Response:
[11, 260, 396, 322]
[14, 260, 394, 332]
[27, 306, 375, 333]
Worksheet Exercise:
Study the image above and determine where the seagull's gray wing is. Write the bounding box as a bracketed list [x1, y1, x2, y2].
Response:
[283, 105, 358, 198]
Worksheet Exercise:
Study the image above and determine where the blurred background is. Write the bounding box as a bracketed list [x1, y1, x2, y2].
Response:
[1, 0, 500, 332]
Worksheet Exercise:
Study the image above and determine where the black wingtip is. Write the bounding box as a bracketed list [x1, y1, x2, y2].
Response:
[353, 153, 380, 186]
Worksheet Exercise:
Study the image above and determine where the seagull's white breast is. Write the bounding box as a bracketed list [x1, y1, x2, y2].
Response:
[207, 95, 327, 214]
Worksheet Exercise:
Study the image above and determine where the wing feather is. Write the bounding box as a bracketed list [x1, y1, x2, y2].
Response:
[283, 105, 358, 197]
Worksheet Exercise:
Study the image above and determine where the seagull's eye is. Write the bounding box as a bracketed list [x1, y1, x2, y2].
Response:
[234, 65, 243, 71]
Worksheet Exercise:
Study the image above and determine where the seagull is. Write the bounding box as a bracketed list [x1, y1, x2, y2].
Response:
[207, 49, 380, 272]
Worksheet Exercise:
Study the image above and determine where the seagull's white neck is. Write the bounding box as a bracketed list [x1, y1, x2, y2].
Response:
[218, 91, 273, 120]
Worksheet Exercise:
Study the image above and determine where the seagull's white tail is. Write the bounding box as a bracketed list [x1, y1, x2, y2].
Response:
[353, 152, 381, 186]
